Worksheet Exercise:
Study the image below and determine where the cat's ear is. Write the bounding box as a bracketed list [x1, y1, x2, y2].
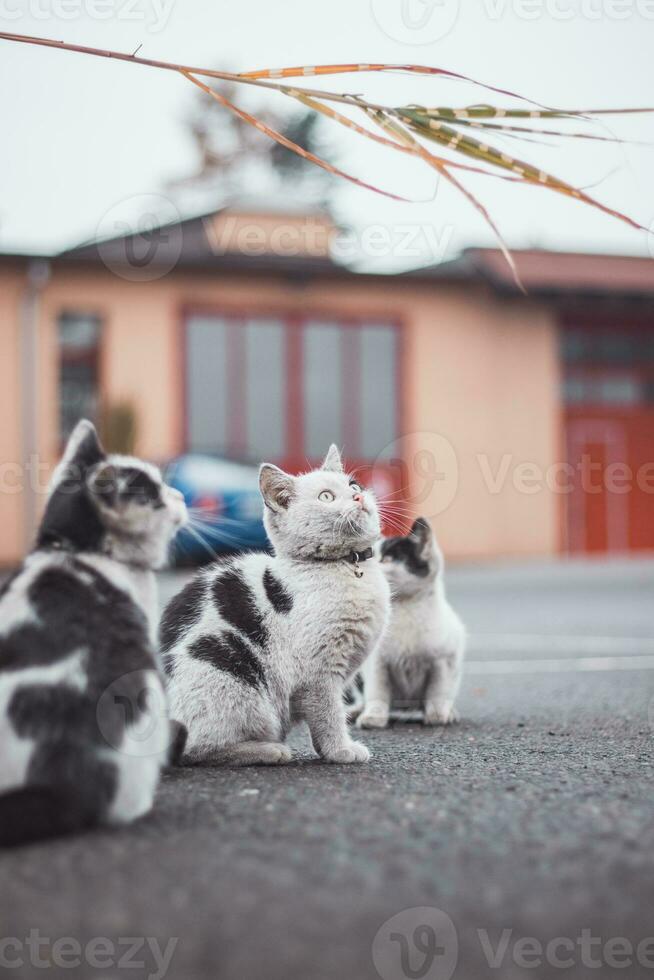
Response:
[410, 516, 441, 570]
[49, 420, 106, 493]
[409, 517, 432, 555]
[259, 463, 296, 512]
[62, 420, 105, 469]
[321, 444, 344, 474]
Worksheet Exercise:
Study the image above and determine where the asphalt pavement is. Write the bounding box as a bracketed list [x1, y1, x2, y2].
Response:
[2, 557, 654, 980]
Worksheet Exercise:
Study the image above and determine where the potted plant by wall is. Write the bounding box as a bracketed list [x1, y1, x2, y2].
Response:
[101, 402, 138, 456]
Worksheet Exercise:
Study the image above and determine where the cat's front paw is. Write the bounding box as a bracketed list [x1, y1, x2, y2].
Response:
[323, 741, 371, 764]
[356, 708, 389, 729]
[423, 704, 460, 726]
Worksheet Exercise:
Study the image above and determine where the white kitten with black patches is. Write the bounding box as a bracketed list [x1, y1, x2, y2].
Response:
[0, 420, 187, 847]
[163, 445, 390, 766]
[355, 518, 465, 729]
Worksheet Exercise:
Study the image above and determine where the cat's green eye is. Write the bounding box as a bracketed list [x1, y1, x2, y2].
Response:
[319, 490, 335, 503]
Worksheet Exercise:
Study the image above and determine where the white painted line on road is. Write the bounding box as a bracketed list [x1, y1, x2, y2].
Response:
[469, 634, 654, 656]
[467, 655, 654, 675]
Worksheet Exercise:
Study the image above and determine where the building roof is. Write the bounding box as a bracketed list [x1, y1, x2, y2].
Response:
[416, 247, 654, 298]
[57, 206, 344, 278]
[3, 207, 653, 300]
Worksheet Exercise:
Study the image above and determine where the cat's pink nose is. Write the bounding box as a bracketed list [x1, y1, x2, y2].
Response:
[353, 493, 363, 506]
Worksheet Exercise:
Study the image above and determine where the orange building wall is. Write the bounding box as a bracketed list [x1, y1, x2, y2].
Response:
[0, 264, 561, 565]
[403, 286, 561, 558]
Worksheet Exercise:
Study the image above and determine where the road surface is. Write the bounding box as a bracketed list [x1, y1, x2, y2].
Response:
[2, 557, 654, 980]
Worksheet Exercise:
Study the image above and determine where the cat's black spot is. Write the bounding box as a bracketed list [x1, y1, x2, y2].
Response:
[9, 684, 97, 741]
[26, 740, 118, 831]
[263, 568, 293, 614]
[8, 666, 154, 756]
[94, 464, 163, 509]
[189, 632, 267, 689]
[343, 686, 355, 706]
[160, 576, 207, 653]
[0, 738, 118, 846]
[381, 536, 430, 578]
[119, 467, 162, 506]
[212, 569, 268, 646]
[38, 480, 104, 554]
[0, 624, 64, 672]
[167, 720, 188, 766]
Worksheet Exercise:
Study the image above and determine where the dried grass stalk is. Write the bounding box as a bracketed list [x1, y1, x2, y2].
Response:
[1, 31, 651, 290]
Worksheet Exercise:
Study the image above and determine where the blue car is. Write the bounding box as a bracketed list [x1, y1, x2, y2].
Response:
[165, 454, 269, 563]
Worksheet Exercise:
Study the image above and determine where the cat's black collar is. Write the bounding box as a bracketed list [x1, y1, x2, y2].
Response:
[305, 546, 375, 577]
[345, 547, 374, 565]
[343, 547, 375, 578]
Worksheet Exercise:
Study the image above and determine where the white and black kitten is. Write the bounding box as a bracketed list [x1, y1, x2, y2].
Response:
[354, 518, 465, 728]
[0, 420, 187, 846]
[162, 445, 390, 766]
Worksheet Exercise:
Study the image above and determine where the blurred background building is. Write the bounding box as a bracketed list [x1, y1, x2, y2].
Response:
[1, 204, 653, 566]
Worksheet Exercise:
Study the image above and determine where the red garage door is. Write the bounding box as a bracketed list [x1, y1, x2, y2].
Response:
[562, 317, 654, 554]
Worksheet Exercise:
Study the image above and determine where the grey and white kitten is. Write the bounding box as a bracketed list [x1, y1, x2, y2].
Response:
[354, 518, 465, 729]
[0, 420, 187, 846]
[162, 445, 390, 766]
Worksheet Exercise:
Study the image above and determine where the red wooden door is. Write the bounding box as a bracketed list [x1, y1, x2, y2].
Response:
[566, 419, 629, 553]
[565, 408, 654, 554]
[561, 315, 654, 555]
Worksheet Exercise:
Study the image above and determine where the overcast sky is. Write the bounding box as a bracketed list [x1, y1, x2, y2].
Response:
[1, 0, 652, 269]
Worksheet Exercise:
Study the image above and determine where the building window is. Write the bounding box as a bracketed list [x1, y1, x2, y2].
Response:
[185, 313, 399, 465]
[58, 312, 102, 444]
[563, 375, 642, 406]
[186, 315, 229, 455]
[560, 322, 653, 408]
[359, 323, 398, 460]
[303, 321, 343, 458]
[244, 318, 287, 459]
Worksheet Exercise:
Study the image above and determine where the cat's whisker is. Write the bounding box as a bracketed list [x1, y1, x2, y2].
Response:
[377, 499, 415, 513]
[378, 508, 415, 522]
[186, 514, 258, 546]
[187, 510, 257, 528]
[189, 515, 254, 544]
[378, 510, 413, 520]
[379, 514, 412, 534]
[184, 523, 227, 561]
[377, 505, 414, 522]
[376, 484, 415, 499]
[379, 504, 412, 514]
